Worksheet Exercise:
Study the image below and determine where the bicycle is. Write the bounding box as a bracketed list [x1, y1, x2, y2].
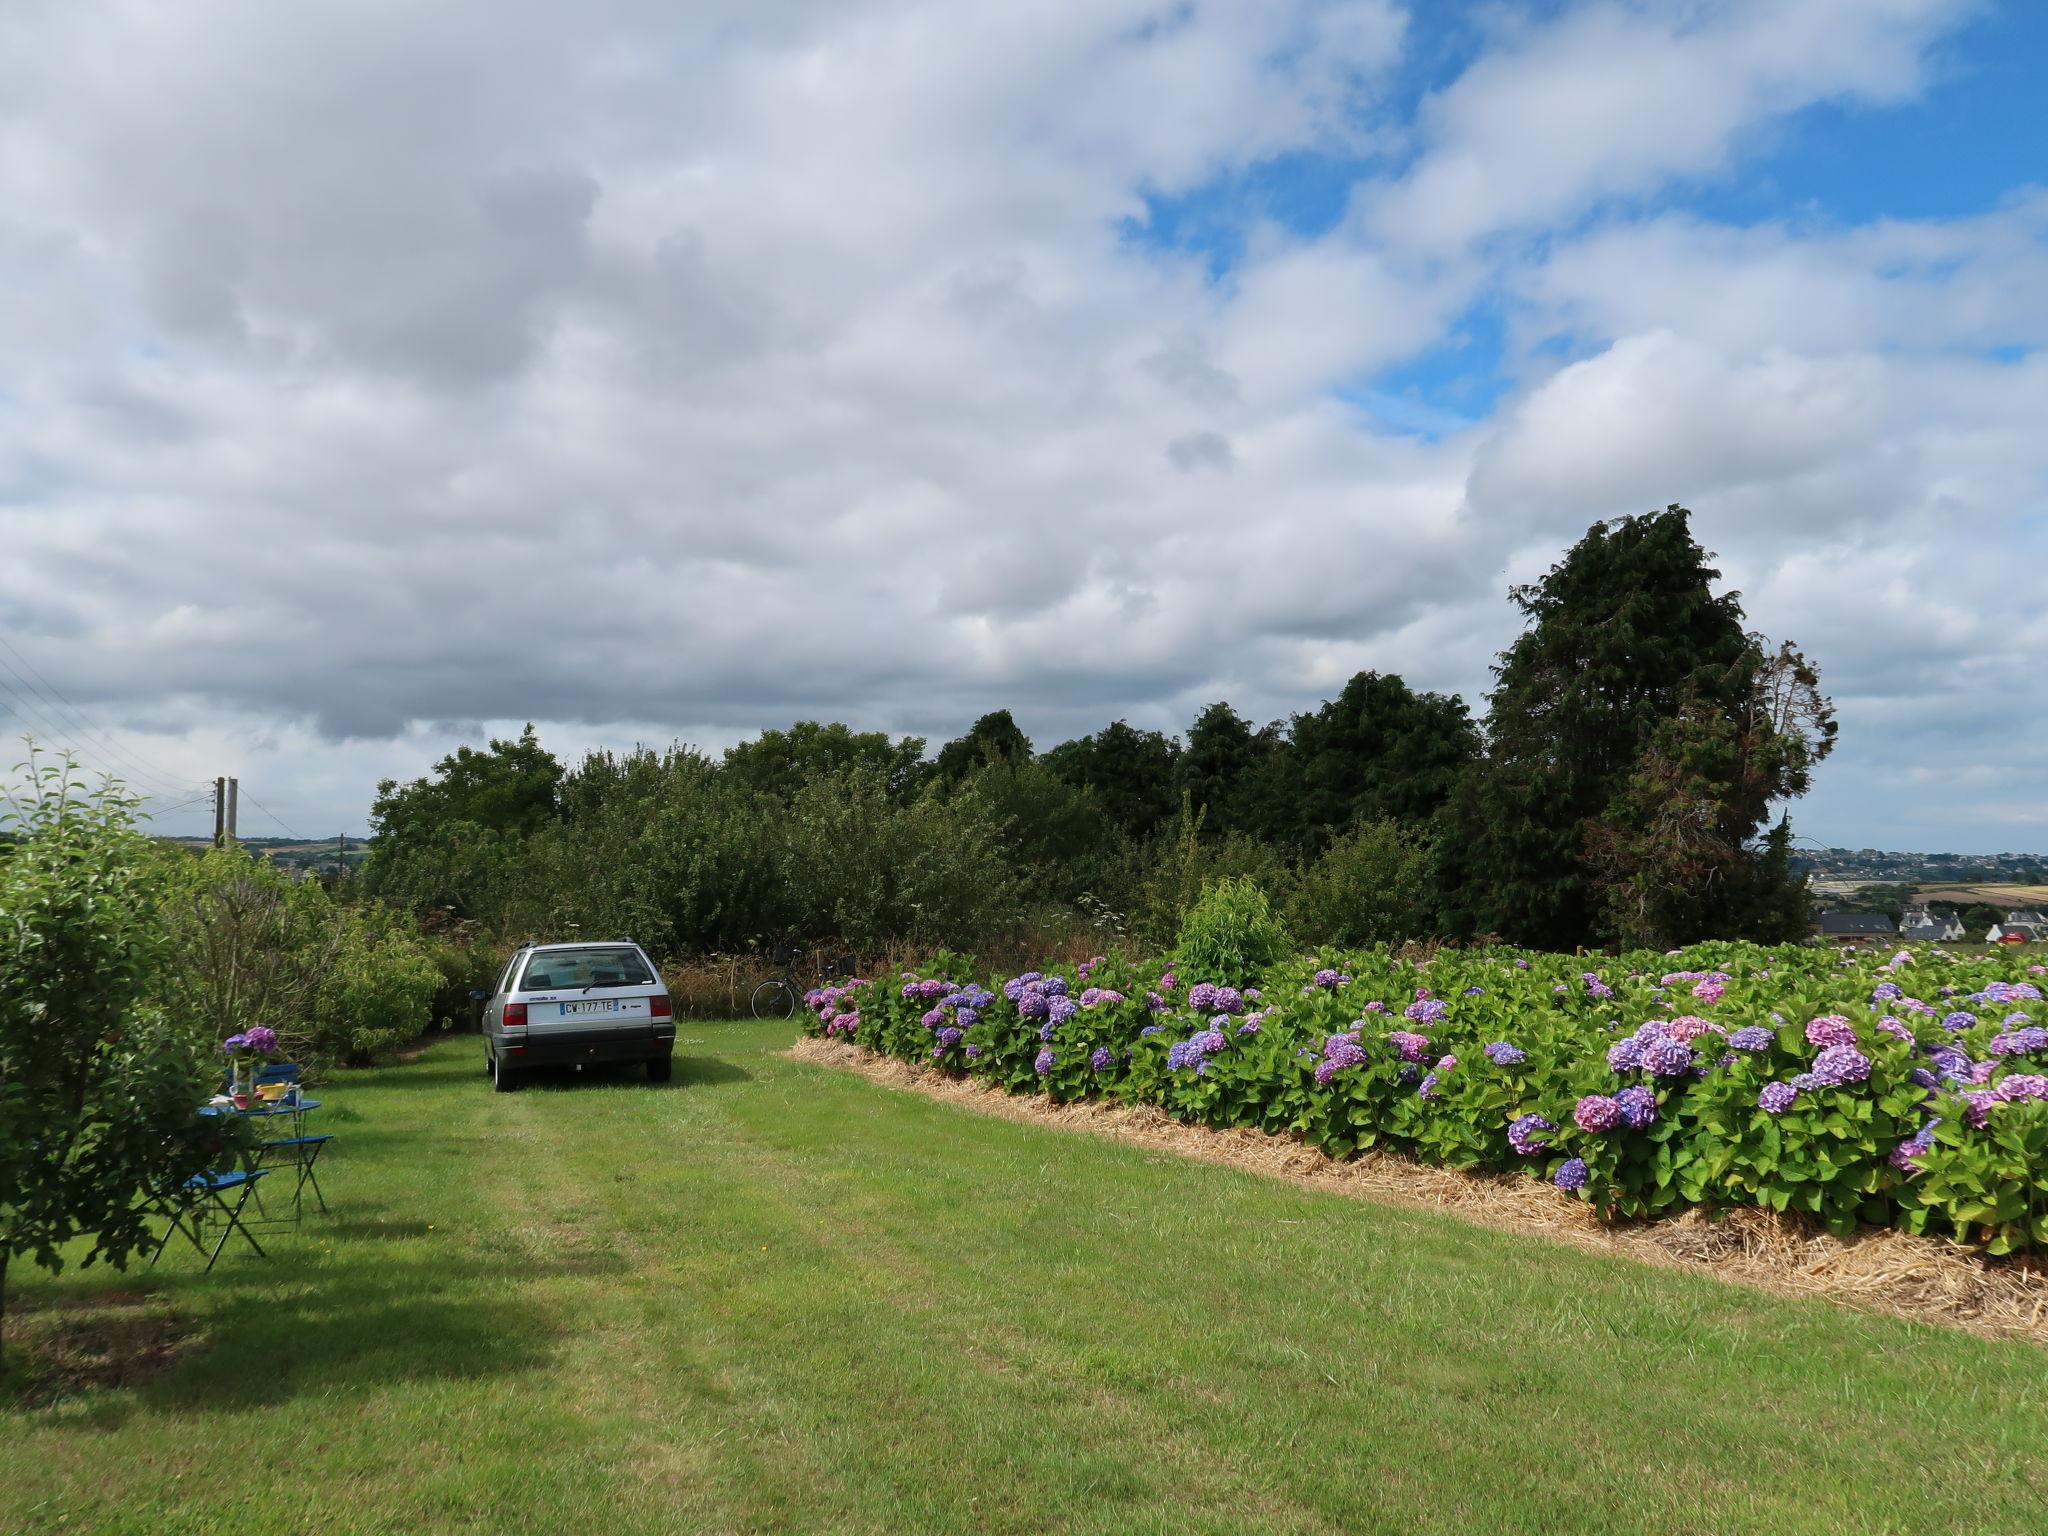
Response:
[750, 948, 811, 1021]
[749, 950, 851, 1024]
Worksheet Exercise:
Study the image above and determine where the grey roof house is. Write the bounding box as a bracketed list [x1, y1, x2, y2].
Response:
[1816, 911, 1897, 942]
[1901, 910, 1964, 941]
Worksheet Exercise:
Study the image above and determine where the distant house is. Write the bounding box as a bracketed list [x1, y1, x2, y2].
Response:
[1816, 911, 1897, 944]
[1987, 910, 2048, 943]
[1900, 909, 1964, 942]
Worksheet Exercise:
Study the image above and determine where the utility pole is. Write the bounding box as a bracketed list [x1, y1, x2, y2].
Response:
[337, 832, 346, 878]
[226, 777, 239, 842]
[213, 777, 226, 847]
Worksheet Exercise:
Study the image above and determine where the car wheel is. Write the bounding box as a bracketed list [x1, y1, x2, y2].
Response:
[492, 1052, 521, 1093]
[648, 1056, 673, 1083]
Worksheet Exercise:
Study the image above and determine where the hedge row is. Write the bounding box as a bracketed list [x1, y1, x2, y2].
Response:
[802, 943, 2048, 1254]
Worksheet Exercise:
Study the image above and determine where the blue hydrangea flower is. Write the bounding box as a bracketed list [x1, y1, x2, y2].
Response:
[1727, 1026, 1773, 1052]
[1615, 1084, 1657, 1129]
[1554, 1158, 1589, 1191]
[1089, 1046, 1112, 1074]
[1033, 1047, 1054, 1076]
[1483, 1041, 1525, 1066]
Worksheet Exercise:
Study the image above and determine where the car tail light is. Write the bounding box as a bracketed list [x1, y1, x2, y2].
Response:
[649, 996, 672, 1019]
[503, 1003, 528, 1028]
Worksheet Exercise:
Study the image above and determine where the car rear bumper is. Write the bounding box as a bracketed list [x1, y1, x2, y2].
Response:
[511, 1028, 674, 1066]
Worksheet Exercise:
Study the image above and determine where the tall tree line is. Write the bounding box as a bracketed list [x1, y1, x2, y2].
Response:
[364, 508, 1832, 953]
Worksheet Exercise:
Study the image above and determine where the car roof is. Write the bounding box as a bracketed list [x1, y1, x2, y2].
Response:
[526, 940, 642, 952]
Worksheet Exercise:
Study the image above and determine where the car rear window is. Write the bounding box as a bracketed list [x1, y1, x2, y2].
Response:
[519, 947, 656, 990]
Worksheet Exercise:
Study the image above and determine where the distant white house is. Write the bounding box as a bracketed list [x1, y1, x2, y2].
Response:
[1987, 910, 2048, 943]
[1901, 909, 1964, 942]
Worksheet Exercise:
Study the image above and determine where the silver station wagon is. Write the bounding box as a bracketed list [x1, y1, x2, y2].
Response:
[480, 941, 676, 1090]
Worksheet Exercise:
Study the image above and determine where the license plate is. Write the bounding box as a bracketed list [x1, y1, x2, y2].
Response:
[561, 1000, 622, 1017]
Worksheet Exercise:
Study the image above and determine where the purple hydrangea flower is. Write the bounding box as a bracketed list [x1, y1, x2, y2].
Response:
[1484, 1041, 1526, 1066]
[1311, 968, 1342, 989]
[1043, 976, 1069, 998]
[1089, 1046, 1113, 1074]
[1039, 1022, 1055, 1043]
[1989, 1026, 2048, 1057]
[1034, 1047, 1054, 1076]
[956, 1008, 981, 1027]
[1758, 1082, 1799, 1115]
[1607, 1038, 1644, 1073]
[920, 1007, 947, 1030]
[1140, 1024, 1164, 1037]
[1554, 1157, 1589, 1191]
[964, 1043, 984, 1059]
[1404, 997, 1449, 1026]
[1582, 973, 1615, 1001]
[1002, 972, 1042, 1001]
[1996, 1073, 2048, 1102]
[1313, 1060, 1341, 1086]
[1875, 1016, 1915, 1044]
[1388, 1030, 1429, 1062]
[1726, 1026, 1773, 1053]
[1507, 1113, 1554, 1156]
[1417, 1072, 1442, 1098]
[1574, 1095, 1622, 1133]
[1615, 1084, 1657, 1129]
[1640, 1038, 1694, 1078]
[1017, 989, 1051, 1020]
[1940, 1010, 1976, 1031]
[1809, 1044, 1872, 1086]
[1213, 987, 1244, 1015]
[1805, 1015, 1858, 1048]
[1145, 992, 1167, 1013]
[1322, 1033, 1366, 1070]
[1237, 1019, 1261, 1036]
[1047, 996, 1080, 1026]
[937, 1026, 963, 1048]
[1187, 982, 1219, 1012]
[1078, 987, 1103, 1007]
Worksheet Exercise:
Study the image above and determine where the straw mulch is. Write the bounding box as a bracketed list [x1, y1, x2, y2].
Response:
[789, 1035, 2048, 1346]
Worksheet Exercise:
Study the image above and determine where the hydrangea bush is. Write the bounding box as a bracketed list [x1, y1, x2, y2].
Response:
[802, 943, 2048, 1255]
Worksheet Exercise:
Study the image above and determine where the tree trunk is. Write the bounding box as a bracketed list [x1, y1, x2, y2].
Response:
[0, 1244, 11, 1376]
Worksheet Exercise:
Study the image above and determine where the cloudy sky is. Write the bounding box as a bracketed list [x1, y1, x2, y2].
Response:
[1, 0, 2043, 849]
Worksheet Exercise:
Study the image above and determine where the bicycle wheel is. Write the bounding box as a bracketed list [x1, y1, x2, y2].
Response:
[751, 979, 797, 1021]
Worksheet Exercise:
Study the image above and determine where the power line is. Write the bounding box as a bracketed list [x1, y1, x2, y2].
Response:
[0, 633, 212, 797]
[237, 788, 305, 841]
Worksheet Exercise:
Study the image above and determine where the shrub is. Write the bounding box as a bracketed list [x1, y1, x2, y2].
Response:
[0, 755, 243, 1371]
[1174, 876, 1289, 986]
[803, 938, 2048, 1254]
[1287, 819, 1433, 948]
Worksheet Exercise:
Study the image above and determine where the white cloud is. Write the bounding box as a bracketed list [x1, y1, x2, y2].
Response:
[0, 0, 2042, 852]
[1367, 0, 1974, 252]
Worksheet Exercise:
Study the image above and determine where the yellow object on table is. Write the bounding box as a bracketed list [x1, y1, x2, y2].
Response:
[256, 1083, 287, 1101]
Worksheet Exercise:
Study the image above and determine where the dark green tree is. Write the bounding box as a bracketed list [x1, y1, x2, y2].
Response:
[1173, 703, 1283, 838]
[1279, 671, 1478, 852]
[1454, 508, 1832, 948]
[721, 721, 928, 803]
[931, 710, 1033, 786]
[367, 724, 562, 846]
[1042, 720, 1180, 840]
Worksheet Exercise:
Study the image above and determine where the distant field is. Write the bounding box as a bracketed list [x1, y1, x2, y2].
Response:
[1909, 883, 2048, 907]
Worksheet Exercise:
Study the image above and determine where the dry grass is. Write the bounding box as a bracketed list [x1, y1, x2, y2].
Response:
[791, 1035, 2048, 1346]
[4, 1290, 205, 1408]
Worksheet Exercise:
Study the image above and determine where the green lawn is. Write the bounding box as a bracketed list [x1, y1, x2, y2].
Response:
[5, 1023, 2046, 1535]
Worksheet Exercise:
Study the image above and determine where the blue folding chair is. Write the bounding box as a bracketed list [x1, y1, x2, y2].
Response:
[251, 1134, 333, 1223]
[151, 1169, 271, 1272]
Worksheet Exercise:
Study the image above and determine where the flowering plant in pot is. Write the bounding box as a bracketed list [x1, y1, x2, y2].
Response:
[221, 1025, 279, 1105]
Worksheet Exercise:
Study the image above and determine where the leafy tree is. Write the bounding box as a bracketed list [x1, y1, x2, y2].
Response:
[931, 710, 1032, 786]
[721, 721, 928, 803]
[1456, 508, 1833, 948]
[1173, 702, 1278, 837]
[1287, 819, 1435, 948]
[1042, 720, 1180, 840]
[364, 724, 561, 891]
[0, 755, 234, 1373]
[1278, 672, 1478, 852]
[1455, 508, 1764, 948]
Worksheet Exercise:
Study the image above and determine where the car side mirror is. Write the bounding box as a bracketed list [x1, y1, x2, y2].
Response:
[468, 989, 488, 1002]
